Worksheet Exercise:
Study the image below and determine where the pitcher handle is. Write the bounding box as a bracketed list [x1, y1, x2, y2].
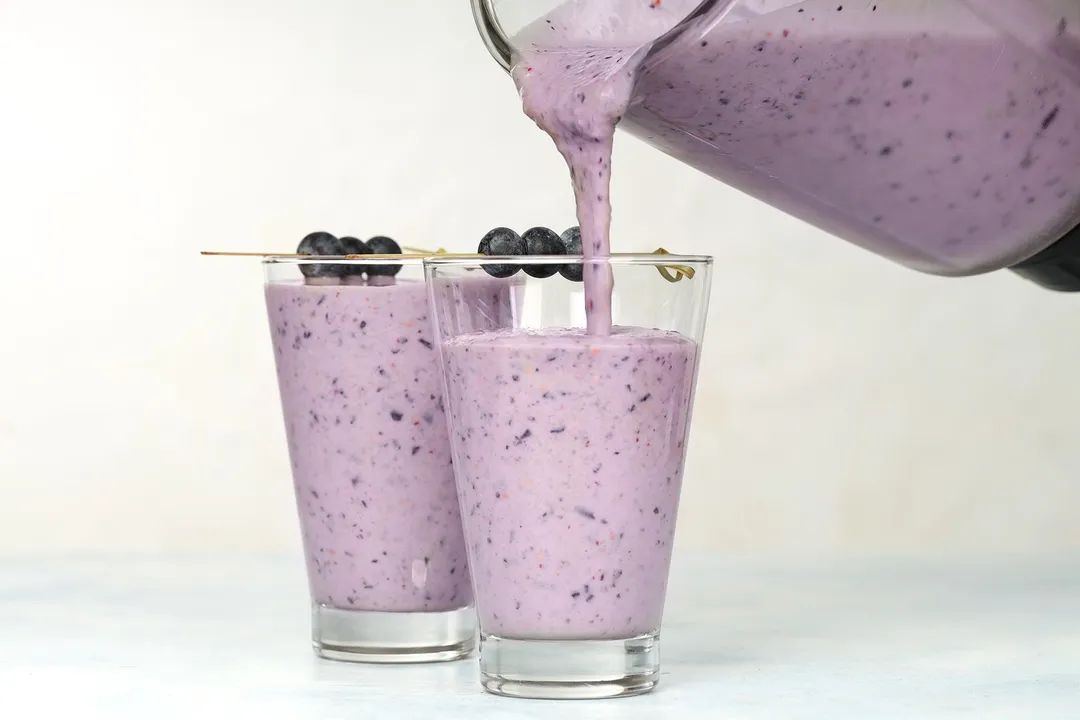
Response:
[471, 0, 513, 72]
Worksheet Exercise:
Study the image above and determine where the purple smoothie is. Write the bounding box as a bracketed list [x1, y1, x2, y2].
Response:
[441, 327, 698, 640]
[266, 278, 471, 613]
[514, 0, 1080, 278]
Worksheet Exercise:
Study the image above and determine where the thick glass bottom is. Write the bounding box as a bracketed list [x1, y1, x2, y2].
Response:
[311, 603, 476, 664]
[479, 632, 660, 699]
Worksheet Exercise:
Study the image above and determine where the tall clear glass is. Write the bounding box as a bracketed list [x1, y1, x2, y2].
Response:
[425, 254, 712, 698]
[263, 257, 485, 663]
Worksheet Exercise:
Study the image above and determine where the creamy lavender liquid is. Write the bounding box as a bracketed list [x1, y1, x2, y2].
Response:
[441, 327, 697, 639]
[513, 53, 625, 336]
[512, 0, 704, 335]
[514, 0, 1080, 279]
[266, 279, 473, 613]
[512, 58, 623, 335]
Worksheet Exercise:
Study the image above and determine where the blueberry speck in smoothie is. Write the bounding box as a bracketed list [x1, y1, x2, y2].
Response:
[1042, 106, 1061, 131]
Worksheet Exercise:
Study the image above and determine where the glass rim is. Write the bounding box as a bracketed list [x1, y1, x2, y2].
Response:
[262, 256, 422, 267]
[424, 254, 713, 267]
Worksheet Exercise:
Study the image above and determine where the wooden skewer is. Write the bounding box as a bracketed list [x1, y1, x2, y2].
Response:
[200, 249, 698, 281]
[200, 251, 445, 259]
[201, 251, 305, 257]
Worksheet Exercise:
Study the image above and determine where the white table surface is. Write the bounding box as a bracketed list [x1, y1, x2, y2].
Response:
[1, 554, 1077, 719]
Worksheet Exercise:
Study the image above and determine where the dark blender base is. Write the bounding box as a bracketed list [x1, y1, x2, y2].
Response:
[1011, 224, 1080, 292]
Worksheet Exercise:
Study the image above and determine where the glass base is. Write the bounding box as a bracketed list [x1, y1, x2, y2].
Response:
[479, 632, 660, 699]
[311, 604, 476, 664]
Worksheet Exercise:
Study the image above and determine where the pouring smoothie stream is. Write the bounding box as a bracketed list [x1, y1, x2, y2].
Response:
[509, 0, 694, 334]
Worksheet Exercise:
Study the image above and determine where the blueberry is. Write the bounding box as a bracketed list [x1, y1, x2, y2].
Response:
[478, 227, 525, 278]
[366, 236, 402, 277]
[297, 231, 345, 278]
[559, 227, 583, 282]
[522, 226, 565, 278]
[339, 236, 370, 277]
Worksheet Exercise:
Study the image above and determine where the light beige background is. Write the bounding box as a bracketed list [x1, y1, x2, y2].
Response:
[1, 0, 1077, 556]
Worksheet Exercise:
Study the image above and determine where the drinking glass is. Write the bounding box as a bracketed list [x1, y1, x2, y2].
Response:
[263, 257, 501, 662]
[425, 254, 712, 697]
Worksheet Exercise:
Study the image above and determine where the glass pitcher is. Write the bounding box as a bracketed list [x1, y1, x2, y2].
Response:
[472, 0, 1080, 290]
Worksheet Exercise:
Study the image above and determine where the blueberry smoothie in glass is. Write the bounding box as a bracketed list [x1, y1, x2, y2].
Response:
[441, 326, 697, 640]
[427, 248, 712, 699]
[264, 232, 510, 663]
